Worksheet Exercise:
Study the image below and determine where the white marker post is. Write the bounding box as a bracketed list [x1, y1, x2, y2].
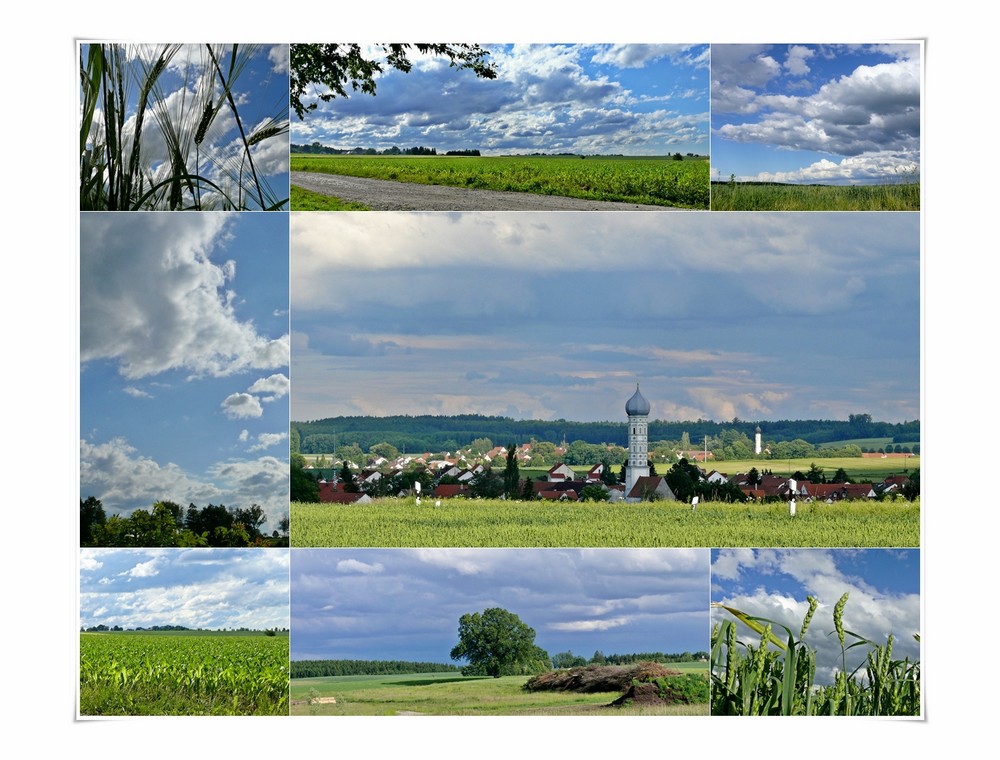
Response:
[789, 497, 796, 516]
[691, 495, 699, 511]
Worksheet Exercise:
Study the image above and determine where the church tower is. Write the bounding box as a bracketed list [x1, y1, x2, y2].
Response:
[755, 424, 762, 455]
[625, 384, 650, 496]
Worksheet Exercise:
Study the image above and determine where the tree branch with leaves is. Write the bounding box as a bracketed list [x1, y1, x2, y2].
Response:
[290, 43, 497, 119]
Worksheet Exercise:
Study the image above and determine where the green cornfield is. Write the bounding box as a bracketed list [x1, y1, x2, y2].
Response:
[291, 498, 919, 548]
[711, 595, 920, 716]
[291, 154, 710, 208]
[80, 631, 289, 715]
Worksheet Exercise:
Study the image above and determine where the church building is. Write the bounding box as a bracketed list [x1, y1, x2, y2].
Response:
[625, 384, 651, 496]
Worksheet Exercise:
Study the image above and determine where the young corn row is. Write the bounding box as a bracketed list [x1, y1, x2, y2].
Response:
[80, 633, 289, 715]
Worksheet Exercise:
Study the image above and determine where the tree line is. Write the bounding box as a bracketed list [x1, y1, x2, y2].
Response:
[293, 143, 482, 157]
[552, 650, 709, 668]
[291, 660, 460, 678]
[80, 497, 289, 547]
[292, 414, 920, 457]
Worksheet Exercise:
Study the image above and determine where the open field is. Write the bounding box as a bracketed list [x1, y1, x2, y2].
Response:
[710, 181, 919, 210]
[292, 497, 918, 548]
[80, 630, 289, 715]
[290, 668, 709, 716]
[291, 154, 709, 209]
[701, 456, 918, 481]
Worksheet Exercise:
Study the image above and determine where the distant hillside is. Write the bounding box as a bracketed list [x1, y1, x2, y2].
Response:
[292, 414, 919, 455]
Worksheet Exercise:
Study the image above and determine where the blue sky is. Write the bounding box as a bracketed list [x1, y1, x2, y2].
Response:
[712, 549, 920, 685]
[83, 43, 289, 209]
[291, 549, 709, 662]
[80, 213, 290, 531]
[79, 548, 289, 630]
[290, 211, 919, 426]
[292, 44, 709, 155]
[711, 44, 921, 184]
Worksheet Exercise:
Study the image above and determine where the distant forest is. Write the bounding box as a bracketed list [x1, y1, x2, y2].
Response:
[292, 414, 919, 455]
[292, 143, 479, 156]
[290, 651, 709, 678]
[291, 660, 460, 678]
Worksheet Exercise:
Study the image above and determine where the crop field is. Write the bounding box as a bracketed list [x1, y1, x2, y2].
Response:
[291, 154, 710, 209]
[711, 181, 919, 210]
[704, 456, 918, 482]
[80, 631, 289, 715]
[292, 497, 918, 548]
[712, 595, 919, 716]
[290, 668, 709, 716]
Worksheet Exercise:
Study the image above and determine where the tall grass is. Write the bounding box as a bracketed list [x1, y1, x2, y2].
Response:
[711, 595, 920, 716]
[80, 43, 288, 210]
[711, 179, 919, 211]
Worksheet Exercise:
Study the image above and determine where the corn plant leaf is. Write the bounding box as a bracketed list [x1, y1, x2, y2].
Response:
[781, 630, 797, 715]
[712, 603, 787, 650]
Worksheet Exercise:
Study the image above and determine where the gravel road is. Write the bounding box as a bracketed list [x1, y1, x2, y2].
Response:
[291, 171, 691, 211]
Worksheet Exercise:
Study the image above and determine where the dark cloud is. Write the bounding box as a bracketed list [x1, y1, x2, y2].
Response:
[292, 213, 918, 423]
[292, 549, 709, 662]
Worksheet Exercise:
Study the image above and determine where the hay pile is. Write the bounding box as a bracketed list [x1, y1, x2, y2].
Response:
[611, 682, 665, 707]
[523, 662, 681, 693]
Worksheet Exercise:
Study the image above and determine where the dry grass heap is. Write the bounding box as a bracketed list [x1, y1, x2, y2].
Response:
[524, 662, 680, 693]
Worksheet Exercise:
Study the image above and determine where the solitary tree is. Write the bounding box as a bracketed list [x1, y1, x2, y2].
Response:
[450, 607, 544, 677]
[503, 444, 520, 498]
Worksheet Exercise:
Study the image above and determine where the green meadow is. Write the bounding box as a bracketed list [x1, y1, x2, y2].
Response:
[291, 667, 709, 716]
[703, 455, 918, 481]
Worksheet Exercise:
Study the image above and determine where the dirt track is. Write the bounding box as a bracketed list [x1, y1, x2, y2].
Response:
[291, 171, 688, 211]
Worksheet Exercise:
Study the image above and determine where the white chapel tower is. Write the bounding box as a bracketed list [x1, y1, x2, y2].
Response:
[755, 424, 762, 455]
[625, 384, 651, 496]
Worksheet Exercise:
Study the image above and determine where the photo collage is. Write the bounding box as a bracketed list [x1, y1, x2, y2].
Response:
[78, 42, 922, 718]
